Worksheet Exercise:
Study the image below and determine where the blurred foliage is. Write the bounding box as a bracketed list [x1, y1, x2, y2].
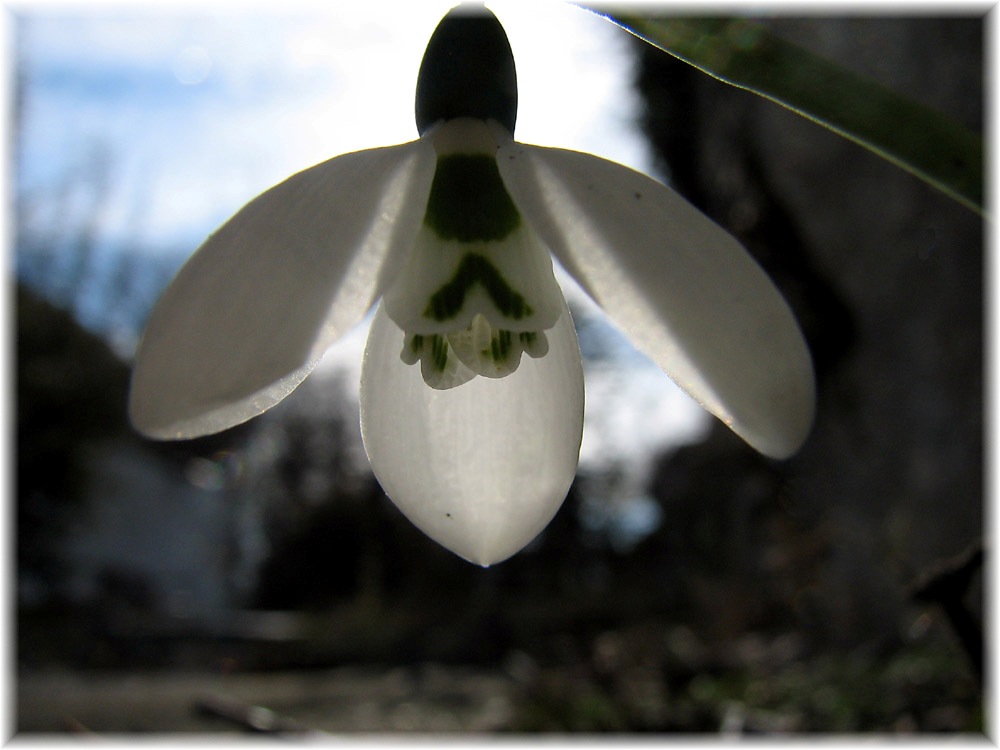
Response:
[603, 14, 984, 214]
[508, 627, 981, 733]
[16, 284, 130, 593]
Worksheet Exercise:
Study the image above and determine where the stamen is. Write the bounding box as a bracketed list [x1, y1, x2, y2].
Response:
[400, 314, 550, 390]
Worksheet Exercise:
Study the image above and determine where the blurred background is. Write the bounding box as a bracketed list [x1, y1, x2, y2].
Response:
[13, 2, 983, 735]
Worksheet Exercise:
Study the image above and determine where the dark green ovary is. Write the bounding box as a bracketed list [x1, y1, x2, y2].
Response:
[423, 154, 521, 242]
[424, 252, 532, 322]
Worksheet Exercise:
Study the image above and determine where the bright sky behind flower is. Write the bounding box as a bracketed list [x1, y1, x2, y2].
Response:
[14, 1, 711, 541]
[17, 1, 653, 252]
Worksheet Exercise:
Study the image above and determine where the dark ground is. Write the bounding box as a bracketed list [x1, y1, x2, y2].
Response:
[16, 593, 983, 735]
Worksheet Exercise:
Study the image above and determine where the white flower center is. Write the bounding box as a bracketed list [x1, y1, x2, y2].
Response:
[382, 119, 563, 390]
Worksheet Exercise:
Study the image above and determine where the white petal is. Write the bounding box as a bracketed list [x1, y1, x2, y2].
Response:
[129, 138, 436, 439]
[499, 143, 815, 459]
[359, 297, 584, 567]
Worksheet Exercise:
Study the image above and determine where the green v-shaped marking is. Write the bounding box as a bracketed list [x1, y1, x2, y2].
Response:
[424, 253, 532, 321]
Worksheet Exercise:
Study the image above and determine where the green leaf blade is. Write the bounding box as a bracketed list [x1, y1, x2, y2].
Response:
[607, 15, 983, 215]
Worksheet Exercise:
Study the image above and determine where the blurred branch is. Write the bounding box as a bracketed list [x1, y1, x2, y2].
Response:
[595, 13, 984, 216]
[908, 540, 984, 681]
[194, 694, 319, 735]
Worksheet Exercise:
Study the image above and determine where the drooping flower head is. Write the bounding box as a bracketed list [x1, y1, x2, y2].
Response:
[129, 5, 815, 567]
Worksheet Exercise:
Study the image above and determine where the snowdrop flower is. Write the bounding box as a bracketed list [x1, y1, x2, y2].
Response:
[129, 5, 814, 566]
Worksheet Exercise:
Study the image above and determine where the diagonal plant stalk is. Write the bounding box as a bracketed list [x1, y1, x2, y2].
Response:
[597, 13, 984, 216]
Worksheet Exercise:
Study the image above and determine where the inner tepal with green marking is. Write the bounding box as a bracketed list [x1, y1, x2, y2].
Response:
[382, 118, 565, 391]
